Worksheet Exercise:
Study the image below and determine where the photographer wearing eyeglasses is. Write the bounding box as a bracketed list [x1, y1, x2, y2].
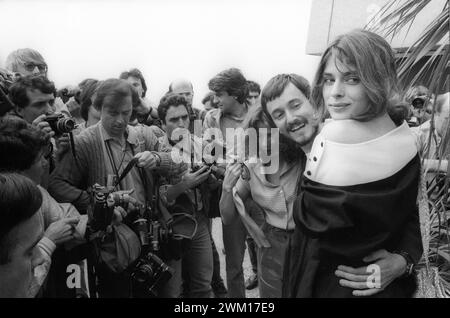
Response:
[4, 48, 70, 116]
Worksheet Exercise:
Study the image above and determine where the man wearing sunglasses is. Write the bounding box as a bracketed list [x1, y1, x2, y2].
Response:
[5, 48, 69, 116]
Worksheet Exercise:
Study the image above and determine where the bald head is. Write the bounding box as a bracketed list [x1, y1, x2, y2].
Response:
[169, 79, 194, 105]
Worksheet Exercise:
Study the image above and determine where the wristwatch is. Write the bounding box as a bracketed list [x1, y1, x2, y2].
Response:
[394, 250, 415, 276]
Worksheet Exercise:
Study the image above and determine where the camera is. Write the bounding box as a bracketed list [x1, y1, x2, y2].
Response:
[44, 113, 76, 136]
[90, 185, 143, 231]
[131, 252, 174, 297]
[130, 213, 172, 252]
[90, 184, 115, 231]
[191, 161, 225, 181]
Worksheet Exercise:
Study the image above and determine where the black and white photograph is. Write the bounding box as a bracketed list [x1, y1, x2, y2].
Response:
[0, 0, 448, 303]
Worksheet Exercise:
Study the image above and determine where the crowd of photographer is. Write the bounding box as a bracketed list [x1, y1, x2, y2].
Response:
[0, 32, 448, 299]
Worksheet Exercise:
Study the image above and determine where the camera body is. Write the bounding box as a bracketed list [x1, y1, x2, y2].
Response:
[131, 252, 174, 298]
[44, 113, 76, 136]
[191, 161, 225, 181]
[90, 184, 141, 231]
[90, 185, 115, 231]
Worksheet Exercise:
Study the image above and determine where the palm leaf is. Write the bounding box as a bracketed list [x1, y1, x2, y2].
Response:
[367, 0, 450, 298]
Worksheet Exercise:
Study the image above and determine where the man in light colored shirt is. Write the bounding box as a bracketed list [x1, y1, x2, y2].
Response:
[205, 68, 250, 298]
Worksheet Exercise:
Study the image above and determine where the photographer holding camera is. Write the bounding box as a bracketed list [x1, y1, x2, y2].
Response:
[48, 79, 185, 297]
[405, 85, 432, 127]
[156, 92, 222, 298]
[5, 75, 77, 187]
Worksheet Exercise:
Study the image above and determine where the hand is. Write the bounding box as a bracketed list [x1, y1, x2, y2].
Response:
[112, 206, 127, 225]
[182, 165, 211, 189]
[335, 249, 407, 297]
[32, 114, 55, 138]
[222, 161, 242, 192]
[44, 217, 80, 245]
[134, 151, 159, 169]
[55, 133, 70, 160]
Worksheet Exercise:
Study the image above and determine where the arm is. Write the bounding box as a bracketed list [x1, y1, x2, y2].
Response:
[219, 162, 250, 225]
[335, 205, 423, 296]
[137, 126, 187, 175]
[48, 142, 90, 212]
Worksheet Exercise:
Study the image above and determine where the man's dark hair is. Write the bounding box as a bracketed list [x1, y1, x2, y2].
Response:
[9, 75, 56, 109]
[247, 80, 261, 95]
[0, 117, 50, 172]
[93, 79, 140, 111]
[80, 79, 99, 121]
[157, 93, 189, 124]
[0, 172, 42, 264]
[119, 68, 148, 98]
[201, 92, 214, 105]
[208, 68, 248, 104]
[261, 74, 311, 123]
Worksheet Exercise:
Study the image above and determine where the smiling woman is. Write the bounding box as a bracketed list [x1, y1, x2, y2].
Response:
[291, 29, 423, 298]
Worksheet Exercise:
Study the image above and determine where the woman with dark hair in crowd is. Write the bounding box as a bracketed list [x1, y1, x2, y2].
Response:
[291, 29, 423, 298]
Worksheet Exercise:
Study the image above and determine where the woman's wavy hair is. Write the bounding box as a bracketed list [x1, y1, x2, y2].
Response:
[311, 29, 400, 122]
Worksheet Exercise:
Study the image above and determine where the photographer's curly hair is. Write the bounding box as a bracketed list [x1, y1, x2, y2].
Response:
[9, 75, 56, 109]
[0, 172, 42, 264]
[0, 117, 50, 172]
[208, 68, 249, 104]
[157, 93, 189, 124]
[119, 68, 148, 98]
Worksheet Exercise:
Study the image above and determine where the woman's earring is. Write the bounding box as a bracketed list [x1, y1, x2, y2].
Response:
[313, 111, 319, 119]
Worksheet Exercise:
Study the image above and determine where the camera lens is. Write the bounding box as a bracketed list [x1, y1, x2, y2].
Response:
[56, 117, 76, 133]
[412, 98, 425, 109]
[132, 264, 154, 284]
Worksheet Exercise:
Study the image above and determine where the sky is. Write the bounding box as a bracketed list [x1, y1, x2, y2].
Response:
[0, 0, 320, 107]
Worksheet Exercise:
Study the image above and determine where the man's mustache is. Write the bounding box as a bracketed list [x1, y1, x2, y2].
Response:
[286, 118, 307, 132]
